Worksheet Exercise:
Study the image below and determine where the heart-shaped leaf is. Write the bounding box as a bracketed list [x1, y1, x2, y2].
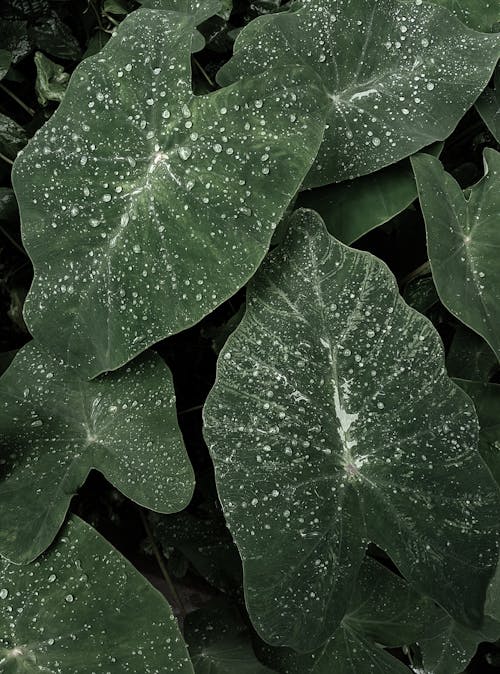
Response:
[412, 149, 500, 361]
[217, 0, 499, 187]
[476, 66, 499, 144]
[12, 8, 328, 378]
[0, 342, 194, 564]
[204, 208, 499, 650]
[0, 515, 194, 673]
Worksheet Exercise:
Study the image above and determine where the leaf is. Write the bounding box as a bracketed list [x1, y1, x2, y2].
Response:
[454, 380, 500, 490]
[0, 48, 11, 79]
[476, 66, 500, 143]
[0, 112, 28, 160]
[402, 275, 439, 316]
[0, 515, 195, 673]
[412, 149, 500, 362]
[0, 187, 18, 222]
[0, 341, 194, 564]
[0, 20, 31, 63]
[138, 0, 222, 22]
[28, 13, 81, 61]
[297, 144, 442, 244]
[447, 326, 498, 381]
[419, 608, 500, 674]
[422, 0, 500, 32]
[203, 208, 500, 650]
[34, 50, 69, 104]
[150, 509, 243, 593]
[258, 557, 434, 673]
[12, 9, 328, 378]
[186, 599, 276, 673]
[217, 0, 500, 187]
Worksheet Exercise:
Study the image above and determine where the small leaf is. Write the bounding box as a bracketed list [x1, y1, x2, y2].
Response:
[0, 515, 195, 673]
[138, 0, 222, 23]
[0, 112, 28, 160]
[0, 48, 11, 79]
[0, 342, 194, 563]
[104, 0, 131, 14]
[447, 326, 498, 382]
[0, 187, 18, 222]
[34, 50, 69, 104]
[28, 13, 81, 61]
[12, 8, 328, 378]
[412, 149, 500, 361]
[476, 66, 500, 143]
[217, 0, 500, 187]
[297, 144, 442, 244]
[204, 208, 500, 650]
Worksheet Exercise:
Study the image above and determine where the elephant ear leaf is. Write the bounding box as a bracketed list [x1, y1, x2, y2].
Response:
[476, 66, 500, 144]
[204, 208, 499, 651]
[0, 342, 194, 564]
[12, 8, 328, 378]
[217, 0, 500, 187]
[412, 149, 500, 362]
[0, 516, 194, 673]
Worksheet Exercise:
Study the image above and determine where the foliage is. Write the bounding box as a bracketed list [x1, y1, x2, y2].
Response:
[0, 0, 499, 672]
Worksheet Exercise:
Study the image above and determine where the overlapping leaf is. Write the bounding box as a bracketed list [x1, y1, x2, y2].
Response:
[258, 558, 435, 673]
[297, 144, 442, 244]
[0, 516, 194, 673]
[412, 149, 500, 361]
[204, 208, 500, 650]
[217, 0, 499, 187]
[476, 66, 500, 143]
[0, 342, 194, 564]
[12, 8, 328, 377]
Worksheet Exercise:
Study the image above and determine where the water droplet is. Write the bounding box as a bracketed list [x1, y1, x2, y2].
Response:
[65, 594, 74, 603]
[372, 137, 381, 146]
[426, 82, 435, 91]
[177, 146, 191, 161]
[0, 588, 8, 599]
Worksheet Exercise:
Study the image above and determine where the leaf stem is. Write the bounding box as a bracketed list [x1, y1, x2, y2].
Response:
[138, 508, 186, 615]
[192, 56, 215, 88]
[0, 83, 35, 116]
[0, 151, 13, 166]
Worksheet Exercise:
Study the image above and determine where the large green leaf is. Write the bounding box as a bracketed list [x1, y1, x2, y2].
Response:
[217, 0, 499, 187]
[412, 149, 500, 362]
[297, 144, 442, 244]
[476, 66, 500, 143]
[424, 0, 500, 32]
[258, 557, 434, 673]
[0, 515, 194, 673]
[0, 342, 194, 564]
[12, 9, 327, 378]
[204, 208, 499, 650]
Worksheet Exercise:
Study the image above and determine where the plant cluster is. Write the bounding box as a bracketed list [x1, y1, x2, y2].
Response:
[0, 0, 499, 672]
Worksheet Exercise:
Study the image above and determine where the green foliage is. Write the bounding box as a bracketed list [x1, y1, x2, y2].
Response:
[0, 0, 499, 672]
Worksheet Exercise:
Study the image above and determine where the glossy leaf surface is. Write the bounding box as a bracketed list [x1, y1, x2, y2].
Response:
[12, 8, 328, 377]
[0, 342, 194, 564]
[0, 516, 194, 673]
[412, 149, 500, 361]
[204, 208, 499, 650]
[217, 0, 499, 187]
